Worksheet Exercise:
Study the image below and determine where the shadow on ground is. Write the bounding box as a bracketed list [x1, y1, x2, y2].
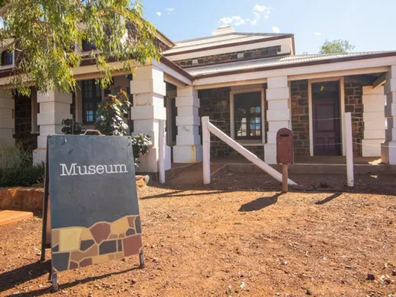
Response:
[0, 260, 51, 293]
[239, 193, 283, 212]
[0, 260, 139, 296]
[157, 164, 396, 196]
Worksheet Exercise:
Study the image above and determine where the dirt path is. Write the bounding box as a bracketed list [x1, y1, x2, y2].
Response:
[0, 175, 395, 296]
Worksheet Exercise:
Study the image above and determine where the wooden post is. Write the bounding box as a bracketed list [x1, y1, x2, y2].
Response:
[158, 120, 166, 184]
[345, 112, 354, 187]
[202, 116, 211, 185]
[282, 164, 288, 193]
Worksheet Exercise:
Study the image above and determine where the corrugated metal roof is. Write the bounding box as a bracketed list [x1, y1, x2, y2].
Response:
[164, 32, 291, 55]
[186, 52, 396, 77]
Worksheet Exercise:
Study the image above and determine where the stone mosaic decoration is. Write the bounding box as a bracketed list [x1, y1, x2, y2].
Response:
[51, 215, 142, 272]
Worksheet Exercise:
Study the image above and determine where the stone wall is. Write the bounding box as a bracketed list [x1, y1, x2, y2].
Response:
[199, 88, 264, 159]
[291, 80, 309, 156]
[176, 46, 281, 68]
[344, 78, 364, 156]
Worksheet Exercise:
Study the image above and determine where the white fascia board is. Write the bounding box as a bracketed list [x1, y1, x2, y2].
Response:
[152, 60, 192, 86]
[193, 56, 396, 88]
[166, 38, 292, 61]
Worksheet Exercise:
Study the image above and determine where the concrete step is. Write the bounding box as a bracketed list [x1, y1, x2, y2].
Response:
[0, 210, 33, 226]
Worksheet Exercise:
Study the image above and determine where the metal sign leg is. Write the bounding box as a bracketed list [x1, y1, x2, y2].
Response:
[51, 267, 58, 292]
[139, 251, 145, 268]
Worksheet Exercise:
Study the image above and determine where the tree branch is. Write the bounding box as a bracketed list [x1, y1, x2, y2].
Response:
[0, 2, 17, 17]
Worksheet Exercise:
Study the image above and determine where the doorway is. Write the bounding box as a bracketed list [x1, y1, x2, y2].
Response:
[312, 81, 341, 156]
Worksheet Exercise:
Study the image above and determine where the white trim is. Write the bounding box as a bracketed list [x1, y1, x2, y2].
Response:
[153, 60, 192, 86]
[229, 87, 265, 143]
[166, 38, 293, 61]
[193, 57, 396, 87]
[308, 77, 345, 157]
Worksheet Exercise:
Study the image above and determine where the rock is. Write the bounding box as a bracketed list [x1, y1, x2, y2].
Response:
[345, 265, 352, 269]
[226, 285, 233, 294]
[366, 273, 375, 281]
[281, 259, 288, 265]
[166, 214, 172, 219]
[306, 289, 312, 295]
[131, 279, 137, 285]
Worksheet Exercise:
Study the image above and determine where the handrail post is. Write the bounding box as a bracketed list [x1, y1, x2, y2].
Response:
[159, 120, 166, 184]
[345, 112, 354, 187]
[202, 116, 211, 184]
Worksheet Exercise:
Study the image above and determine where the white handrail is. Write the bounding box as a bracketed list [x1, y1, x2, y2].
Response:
[202, 116, 297, 186]
[158, 120, 166, 184]
[345, 112, 354, 187]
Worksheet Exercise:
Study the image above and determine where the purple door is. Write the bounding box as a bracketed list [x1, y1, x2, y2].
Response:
[312, 81, 341, 156]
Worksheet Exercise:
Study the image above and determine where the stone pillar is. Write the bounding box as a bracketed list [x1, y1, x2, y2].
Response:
[381, 66, 396, 164]
[33, 90, 72, 164]
[0, 89, 14, 145]
[173, 86, 202, 163]
[265, 76, 290, 164]
[130, 65, 171, 173]
[362, 86, 385, 157]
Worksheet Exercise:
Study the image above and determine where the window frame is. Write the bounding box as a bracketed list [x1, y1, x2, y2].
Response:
[81, 79, 102, 125]
[0, 49, 14, 68]
[230, 88, 265, 144]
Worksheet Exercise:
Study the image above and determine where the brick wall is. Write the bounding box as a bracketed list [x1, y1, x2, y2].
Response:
[199, 88, 264, 159]
[344, 78, 364, 156]
[291, 80, 309, 156]
[176, 46, 281, 68]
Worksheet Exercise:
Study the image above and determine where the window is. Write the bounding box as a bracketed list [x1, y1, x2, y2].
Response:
[234, 92, 262, 140]
[82, 39, 96, 52]
[82, 79, 102, 124]
[1, 50, 13, 66]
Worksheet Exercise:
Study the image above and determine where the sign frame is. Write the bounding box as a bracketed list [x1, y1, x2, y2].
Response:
[40, 135, 145, 291]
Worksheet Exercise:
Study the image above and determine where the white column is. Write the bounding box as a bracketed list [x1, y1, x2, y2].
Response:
[382, 66, 396, 164]
[173, 86, 202, 163]
[0, 89, 14, 145]
[130, 65, 171, 173]
[265, 76, 290, 164]
[362, 86, 385, 157]
[33, 90, 72, 164]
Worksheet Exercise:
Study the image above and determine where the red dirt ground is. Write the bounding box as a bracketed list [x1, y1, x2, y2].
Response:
[0, 173, 395, 296]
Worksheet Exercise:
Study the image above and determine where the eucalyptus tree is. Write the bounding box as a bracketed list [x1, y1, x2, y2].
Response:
[0, 0, 159, 94]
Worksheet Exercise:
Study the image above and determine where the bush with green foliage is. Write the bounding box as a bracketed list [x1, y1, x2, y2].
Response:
[0, 143, 44, 187]
[95, 89, 152, 166]
[95, 89, 131, 136]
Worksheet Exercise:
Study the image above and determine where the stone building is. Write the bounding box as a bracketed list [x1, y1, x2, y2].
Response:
[1, 25, 396, 172]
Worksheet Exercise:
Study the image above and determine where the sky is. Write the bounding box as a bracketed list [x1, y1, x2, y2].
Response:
[141, 0, 396, 54]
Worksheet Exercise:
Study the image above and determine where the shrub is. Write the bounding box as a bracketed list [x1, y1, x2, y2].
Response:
[132, 134, 152, 167]
[0, 143, 44, 187]
[95, 89, 152, 166]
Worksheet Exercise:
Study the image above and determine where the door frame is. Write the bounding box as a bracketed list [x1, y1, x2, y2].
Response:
[308, 77, 345, 157]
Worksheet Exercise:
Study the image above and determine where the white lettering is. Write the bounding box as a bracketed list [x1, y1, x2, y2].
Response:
[60, 163, 128, 177]
[96, 165, 104, 174]
[60, 163, 78, 176]
[78, 165, 88, 176]
[105, 165, 115, 174]
[88, 165, 96, 175]
[113, 164, 128, 173]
